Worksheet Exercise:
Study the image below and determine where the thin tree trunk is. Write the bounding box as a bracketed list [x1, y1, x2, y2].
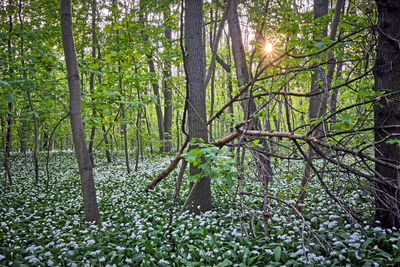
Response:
[1, 117, 11, 191]
[91, 3, 111, 163]
[163, 9, 173, 154]
[60, 0, 100, 224]
[176, 109, 180, 151]
[88, 0, 98, 168]
[134, 102, 141, 172]
[147, 54, 164, 152]
[19, 0, 39, 184]
[5, 0, 13, 186]
[143, 106, 154, 154]
[327, 0, 345, 128]
[298, 0, 337, 207]
[114, 0, 130, 173]
[208, 7, 218, 141]
[101, 122, 112, 163]
[329, 61, 344, 125]
[173, 160, 188, 202]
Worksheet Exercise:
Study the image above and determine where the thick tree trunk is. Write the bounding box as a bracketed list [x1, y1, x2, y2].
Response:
[60, 0, 100, 224]
[185, 0, 212, 213]
[373, 0, 400, 228]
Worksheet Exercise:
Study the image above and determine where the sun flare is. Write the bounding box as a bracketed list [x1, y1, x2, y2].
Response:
[264, 42, 273, 53]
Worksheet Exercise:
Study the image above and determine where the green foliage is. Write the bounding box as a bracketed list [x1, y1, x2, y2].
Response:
[184, 139, 237, 186]
[386, 138, 400, 148]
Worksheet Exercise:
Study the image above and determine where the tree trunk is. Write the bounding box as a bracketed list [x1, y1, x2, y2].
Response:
[143, 106, 153, 154]
[19, 0, 39, 184]
[208, 7, 218, 141]
[135, 89, 142, 172]
[60, 0, 100, 224]
[88, 0, 98, 168]
[309, 0, 329, 134]
[297, 0, 329, 207]
[147, 55, 164, 152]
[185, 0, 212, 213]
[4, 0, 13, 187]
[227, 0, 273, 180]
[373, 0, 400, 228]
[163, 9, 173, 154]
[114, 0, 130, 173]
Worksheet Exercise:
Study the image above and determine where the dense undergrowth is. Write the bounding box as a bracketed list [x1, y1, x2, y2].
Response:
[1, 151, 400, 266]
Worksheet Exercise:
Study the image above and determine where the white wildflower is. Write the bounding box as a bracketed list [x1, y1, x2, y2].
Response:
[158, 259, 169, 265]
[24, 256, 39, 264]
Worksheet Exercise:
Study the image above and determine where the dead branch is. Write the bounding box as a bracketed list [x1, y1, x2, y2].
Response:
[145, 138, 188, 192]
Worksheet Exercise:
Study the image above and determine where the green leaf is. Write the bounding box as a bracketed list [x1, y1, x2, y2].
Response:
[386, 139, 400, 148]
[0, 80, 11, 87]
[144, 240, 153, 253]
[274, 246, 282, 262]
[393, 256, 400, 263]
[315, 41, 327, 49]
[362, 238, 373, 249]
[218, 259, 233, 267]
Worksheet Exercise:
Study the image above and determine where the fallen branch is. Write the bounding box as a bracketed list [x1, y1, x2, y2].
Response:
[146, 123, 394, 192]
[145, 120, 253, 192]
[145, 137, 188, 192]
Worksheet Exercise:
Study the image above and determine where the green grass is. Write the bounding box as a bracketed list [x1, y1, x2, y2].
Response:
[0, 151, 399, 266]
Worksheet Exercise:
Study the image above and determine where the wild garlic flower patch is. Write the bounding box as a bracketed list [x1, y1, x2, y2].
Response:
[0, 152, 400, 266]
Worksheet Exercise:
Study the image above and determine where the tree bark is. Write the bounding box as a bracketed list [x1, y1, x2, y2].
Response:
[297, 0, 329, 207]
[309, 0, 329, 133]
[373, 0, 400, 228]
[4, 0, 13, 187]
[88, 0, 98, 168]
[162, 9, 173, 154]
[227, 0, 273, 181]
[147, 54, 164, 152]
[185, 0, 212, 213]
[114, 0, 130, 173]
[19, 0, 39, 184]
[60, 0, 100, 224]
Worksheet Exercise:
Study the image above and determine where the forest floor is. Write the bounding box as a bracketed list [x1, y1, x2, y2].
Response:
[0, 151, 399, 266]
